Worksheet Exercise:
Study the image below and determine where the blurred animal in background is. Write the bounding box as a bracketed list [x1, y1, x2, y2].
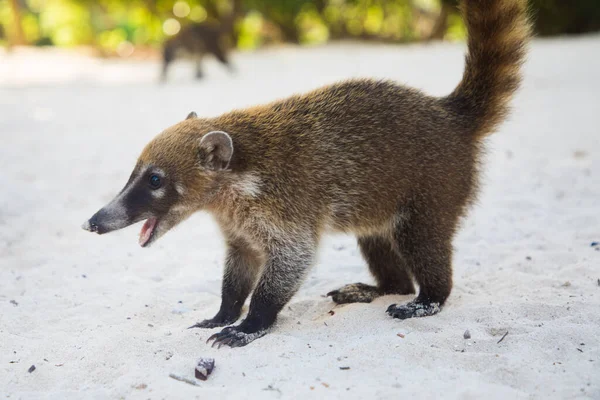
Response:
[160, 0, 240, 81]
[161, 22, 233, 81]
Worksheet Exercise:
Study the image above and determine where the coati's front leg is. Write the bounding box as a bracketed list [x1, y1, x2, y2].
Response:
[160, 44, 174, 82]
[189, 237, 263, 329]
[206, 238, 315, 348]
[195, 55, 205, 79]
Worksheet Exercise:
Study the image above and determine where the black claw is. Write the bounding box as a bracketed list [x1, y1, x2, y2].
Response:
[326, 290, 338, 297]
[202, 325, 265, 348]
[207, 329, 238, 348]
[206, 333, 219, 344]
[220, 336, 235, 347]
[211, 337, 223, 348]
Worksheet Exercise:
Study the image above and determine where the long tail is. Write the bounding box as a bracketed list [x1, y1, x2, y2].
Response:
[445, 0, 531, 138]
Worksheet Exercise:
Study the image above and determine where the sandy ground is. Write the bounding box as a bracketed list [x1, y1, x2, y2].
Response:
[1, 35, 599, 399]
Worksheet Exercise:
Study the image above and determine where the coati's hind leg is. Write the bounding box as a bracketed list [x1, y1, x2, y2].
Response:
[386, 210, 454, 320]
[327, 235, 415, 304]
[189, 236, 263, 329]
[212, 45, 234, 73]
[195, 55, 205, 79]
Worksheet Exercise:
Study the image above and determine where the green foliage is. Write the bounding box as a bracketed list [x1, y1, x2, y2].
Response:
[0, 0, 599, 53]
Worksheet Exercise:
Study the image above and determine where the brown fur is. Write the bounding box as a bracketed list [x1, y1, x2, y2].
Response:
[126, 0, 530, 346]
[161, 22, 231, 81]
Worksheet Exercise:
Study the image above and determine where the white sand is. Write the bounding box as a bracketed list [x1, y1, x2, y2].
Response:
[1, 36, 599, 399]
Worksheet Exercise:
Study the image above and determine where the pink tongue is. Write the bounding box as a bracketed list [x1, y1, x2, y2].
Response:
[139, 218, 157, 247]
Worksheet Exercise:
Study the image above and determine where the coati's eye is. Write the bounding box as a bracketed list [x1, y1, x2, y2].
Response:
[149, 174, 161, 189]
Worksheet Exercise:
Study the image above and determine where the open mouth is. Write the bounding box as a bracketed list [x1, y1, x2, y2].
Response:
[139, 217, 158, 247]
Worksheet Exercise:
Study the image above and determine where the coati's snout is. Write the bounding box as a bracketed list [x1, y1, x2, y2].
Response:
[83, 112, 235, 248]
[82, 164, 183, 247]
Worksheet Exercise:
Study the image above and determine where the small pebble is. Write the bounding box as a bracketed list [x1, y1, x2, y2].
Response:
[463, 330, 471, 339]
[195, 358, 215, 381]
[339, 366, 350, 370]
[28, 365, 36, 373]
[591, 242, 598, 247]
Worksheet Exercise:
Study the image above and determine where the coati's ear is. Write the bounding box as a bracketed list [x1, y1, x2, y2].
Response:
[198, 131, 233, 171]
[186, 111, 197, 120]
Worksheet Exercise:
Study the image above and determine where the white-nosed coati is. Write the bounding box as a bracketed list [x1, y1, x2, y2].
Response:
[161, 0, 240, 81]
[161, 22, 232, 81]
[84, 0, 531, 347]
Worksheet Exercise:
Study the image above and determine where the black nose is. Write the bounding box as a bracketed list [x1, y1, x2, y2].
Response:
[82, 214, 100, 233]
[82, 212, 108, 234]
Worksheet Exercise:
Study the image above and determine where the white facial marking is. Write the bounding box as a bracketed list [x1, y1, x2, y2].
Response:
[231, 173, 262, 198]
[175, 183, 186, 195]
[151, 187, 166, 198]
[171, 203, 192, 213]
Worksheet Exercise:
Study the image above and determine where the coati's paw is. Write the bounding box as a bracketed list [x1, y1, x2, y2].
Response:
[206, 326, 267, 348]
[327, 283, 382, 304]
[386, 300, 441, 320]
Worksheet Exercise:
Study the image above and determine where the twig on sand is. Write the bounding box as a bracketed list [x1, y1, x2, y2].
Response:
[263, 384, 282, 394]
[169, 373, 200, 386]
[497, 331, 509, 344]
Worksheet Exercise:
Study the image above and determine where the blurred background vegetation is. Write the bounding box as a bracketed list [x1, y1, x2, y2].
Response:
[1, 0, 599, 56]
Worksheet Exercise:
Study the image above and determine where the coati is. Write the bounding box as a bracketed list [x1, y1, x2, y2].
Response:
[161, 0, 241, 81]
[161, 0, 242, 81]
[83, 0, 530, 347]
[161, 22, 233, 81]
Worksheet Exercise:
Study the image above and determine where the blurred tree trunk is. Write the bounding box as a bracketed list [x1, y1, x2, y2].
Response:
[8, 0, 27, 46]
[276, 21, 300, 43]
[428, 0, 459, 40]
[220, 0, 244, 43]
[428, 1, 451, 40]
